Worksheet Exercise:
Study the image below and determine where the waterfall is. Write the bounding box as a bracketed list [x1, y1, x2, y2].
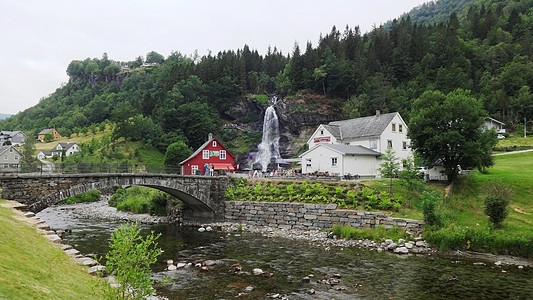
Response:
[254, 97, 281, 172]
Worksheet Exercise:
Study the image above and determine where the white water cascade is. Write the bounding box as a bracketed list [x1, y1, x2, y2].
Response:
[254, 97, 281, 172]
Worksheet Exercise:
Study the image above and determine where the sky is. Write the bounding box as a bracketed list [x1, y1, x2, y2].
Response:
[0, 0, 429, 115]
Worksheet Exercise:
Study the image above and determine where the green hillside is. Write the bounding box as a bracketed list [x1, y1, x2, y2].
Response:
[1, 0, 532, 157]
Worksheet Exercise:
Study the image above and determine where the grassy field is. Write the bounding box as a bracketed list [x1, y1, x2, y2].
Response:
[496, 134, 533, 148]
[0, 200, 103, 299]
[33, 130, 109, 152]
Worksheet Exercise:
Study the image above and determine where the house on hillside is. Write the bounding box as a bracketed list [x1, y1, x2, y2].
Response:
[484, 117, 505, 133]
[300, 111, 412, 177]
[36, 142, 80, 160]
[38, 128, 61, 142]
[179, 133, 235, 175]
[0, 131, 27, 146]
[0, 145, 22, 171]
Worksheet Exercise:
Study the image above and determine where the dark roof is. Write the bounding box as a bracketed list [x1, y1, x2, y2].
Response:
[327, 112, 398, 140]
[0, 131, 25, 137]
[56, 142, 77, 151]
[321, 144, 382, 156]
[38, 150, 53, 156]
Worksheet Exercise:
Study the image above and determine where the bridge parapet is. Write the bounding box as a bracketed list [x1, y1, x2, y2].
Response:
[0, 173, 230, 222]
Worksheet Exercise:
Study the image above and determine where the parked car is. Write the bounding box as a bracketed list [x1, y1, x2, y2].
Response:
[497, 134, 505, 140]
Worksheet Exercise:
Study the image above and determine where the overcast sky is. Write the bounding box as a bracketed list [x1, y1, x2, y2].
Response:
[0, 0, 429, 114]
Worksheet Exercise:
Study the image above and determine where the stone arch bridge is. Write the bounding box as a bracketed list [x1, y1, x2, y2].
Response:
[0, 173, 230, 222]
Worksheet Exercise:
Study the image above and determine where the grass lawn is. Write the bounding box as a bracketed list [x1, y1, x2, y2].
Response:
[34, 130, 109, 152]
[495, 134, 533, 149]
[0, 200, 103, 299]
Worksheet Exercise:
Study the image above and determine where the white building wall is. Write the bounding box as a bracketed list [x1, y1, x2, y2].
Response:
[341, 155, 379, 177]
[378, 113, 412, 162]
[301, 146, 341, 174]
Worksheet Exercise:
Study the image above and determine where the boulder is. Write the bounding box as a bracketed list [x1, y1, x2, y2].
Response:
[198, 227, 206, 232]
[168, 265, 177, 271]
[87, 265, 105, 276]
[23, 212, 35, 218]
[61, 244, 73, 251]
[385, 239, 393, 245]
[46, 235, 62, 243]
[230, 264, 242, 273]
[204, 260, 216, 266]
[65, 249, 80, 256]
[252, 268, 263, 275]
[415, 241, 428, 247]
[205, 226, 213, 232]
[394, 247, 409, 254]
[177, 262, 187, 268]
[405, 242, 414, 249]
[387, 242, 398, 250]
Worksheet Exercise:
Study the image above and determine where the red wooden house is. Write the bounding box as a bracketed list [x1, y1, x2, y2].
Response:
[179, 133, 236, 175]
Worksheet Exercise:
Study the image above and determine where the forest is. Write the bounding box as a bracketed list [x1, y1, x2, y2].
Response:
[1, 0, 533, 155]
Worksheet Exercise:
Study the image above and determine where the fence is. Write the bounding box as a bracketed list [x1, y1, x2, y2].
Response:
[2, 162, 181, 175]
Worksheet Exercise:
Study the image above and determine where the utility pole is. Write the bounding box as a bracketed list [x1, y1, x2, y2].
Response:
[525, 117, 527, 138]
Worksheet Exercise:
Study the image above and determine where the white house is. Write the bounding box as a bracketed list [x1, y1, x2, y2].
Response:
[0, 131, 27, 146]
[0, 145, 21, 171]
[300, 144, 382, 177]
[301, 111, 412, 177]
[52, 142, 80, 157]
[484, 117, 505, 134]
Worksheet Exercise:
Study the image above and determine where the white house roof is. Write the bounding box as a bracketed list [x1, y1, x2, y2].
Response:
[327, 112, 398, 140]
[56, 142, 78, 151]
[299, 143, 381, 158]
[485, 117, 505, 125]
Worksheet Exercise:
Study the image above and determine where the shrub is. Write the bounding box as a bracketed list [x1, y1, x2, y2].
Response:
[331, 225, 409, 242]
[484, 182, 511, 228]
[422, 190, 442, 227]
[65, 190, 101, 204]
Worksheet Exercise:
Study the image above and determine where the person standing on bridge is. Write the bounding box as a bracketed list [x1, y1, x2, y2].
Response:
[204, 163, 210, 176]
[209, 163, 214, 176]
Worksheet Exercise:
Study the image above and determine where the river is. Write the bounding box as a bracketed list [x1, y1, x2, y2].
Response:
[37, 204, 533, 300]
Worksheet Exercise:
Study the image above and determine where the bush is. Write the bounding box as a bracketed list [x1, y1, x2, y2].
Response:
[65, 190, 101, 204]
[109, 186, 175, 216]
[422, 190, 442, 227]
[331, 225, 409, 242]
[484, 183, 511, 228]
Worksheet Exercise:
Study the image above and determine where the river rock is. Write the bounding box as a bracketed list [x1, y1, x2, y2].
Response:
[206, 226, 213, 232]
[495, 261, 502, 266]
[61, 244, 73, 251]
[405, 242, 414, 249]
[87, 265, 105, 275]
[204, 260, 216, 266]
[252, 268, 263, 275]
[37, 223, 50, 231]
[398, 239, 405, 245]
[416, 241, 428, 247]
[244, 286, 254, 292]
[177, 262, 187, 268]
[168, 265, 177, 271]
[24, 212, 35, 218]
[65, 249, 80, 256]
[301, 276, 311, 283]
[167, 259, 174, 265]
[230, 264, 242, 273]
[198, 227, 206, 232]
[394, 247, 409, 254]
[46, 234, 62, 243]
[385, 239, 393, 245]
[387, 242, 398, 250]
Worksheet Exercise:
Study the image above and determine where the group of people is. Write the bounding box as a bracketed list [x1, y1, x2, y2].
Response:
[204, 163, 215, 176]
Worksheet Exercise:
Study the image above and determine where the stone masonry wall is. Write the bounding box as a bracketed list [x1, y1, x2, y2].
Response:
[225, 201, 424, 231]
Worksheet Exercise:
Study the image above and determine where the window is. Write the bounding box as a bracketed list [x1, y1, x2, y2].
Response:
[306, 158, 312, 167]
[15, 156, 18, 160]
[191, 165, 198, 174]
[331, 157, 338, 167]
[392, 123, 396, 132]
[403, 141, 407, 150]
[220, 150, 226, 160]
[212, 141, 217, 147]
[387, 140, 393, 149]
[369, 140, 377, 149]
[9, 148, 13, 152]
[320, 130, 324, 135]
[202, 150, 209, 159]
[399, 124, 403, 133]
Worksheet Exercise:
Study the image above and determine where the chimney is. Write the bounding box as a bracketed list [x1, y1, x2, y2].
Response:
[376, 110, 380, 117]
[208, 133, 213, 141]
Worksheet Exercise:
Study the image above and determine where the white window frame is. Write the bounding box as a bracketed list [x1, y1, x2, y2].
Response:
[392, 123, 396, 132]
[212, 141, 217, 147]
[403, 141, 408, 150]
[202, 150, 209, 159]
[331, 157, 338, 167]
[191, 165, 199, 174]
[369, 140, 377, 149]
[220, 150, 226, 160]
[399, 124, 403, 133]
[387, 140, 393, 149]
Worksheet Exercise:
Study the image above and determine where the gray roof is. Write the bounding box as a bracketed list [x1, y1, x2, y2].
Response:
[0, 145, 20, 155]
[38, 150, 53, 156]
[56, 142, 77, 151]
[38, 128, 55, 135]
[327, 112, 398, 140]
[321, 144, 382, 156]
[0, 131, 25, 136]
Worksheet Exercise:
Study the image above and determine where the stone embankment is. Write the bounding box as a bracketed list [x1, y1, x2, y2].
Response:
[225, 201, 425, 232]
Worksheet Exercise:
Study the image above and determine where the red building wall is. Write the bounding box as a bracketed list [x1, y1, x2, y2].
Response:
[181, 138, 235, 175]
